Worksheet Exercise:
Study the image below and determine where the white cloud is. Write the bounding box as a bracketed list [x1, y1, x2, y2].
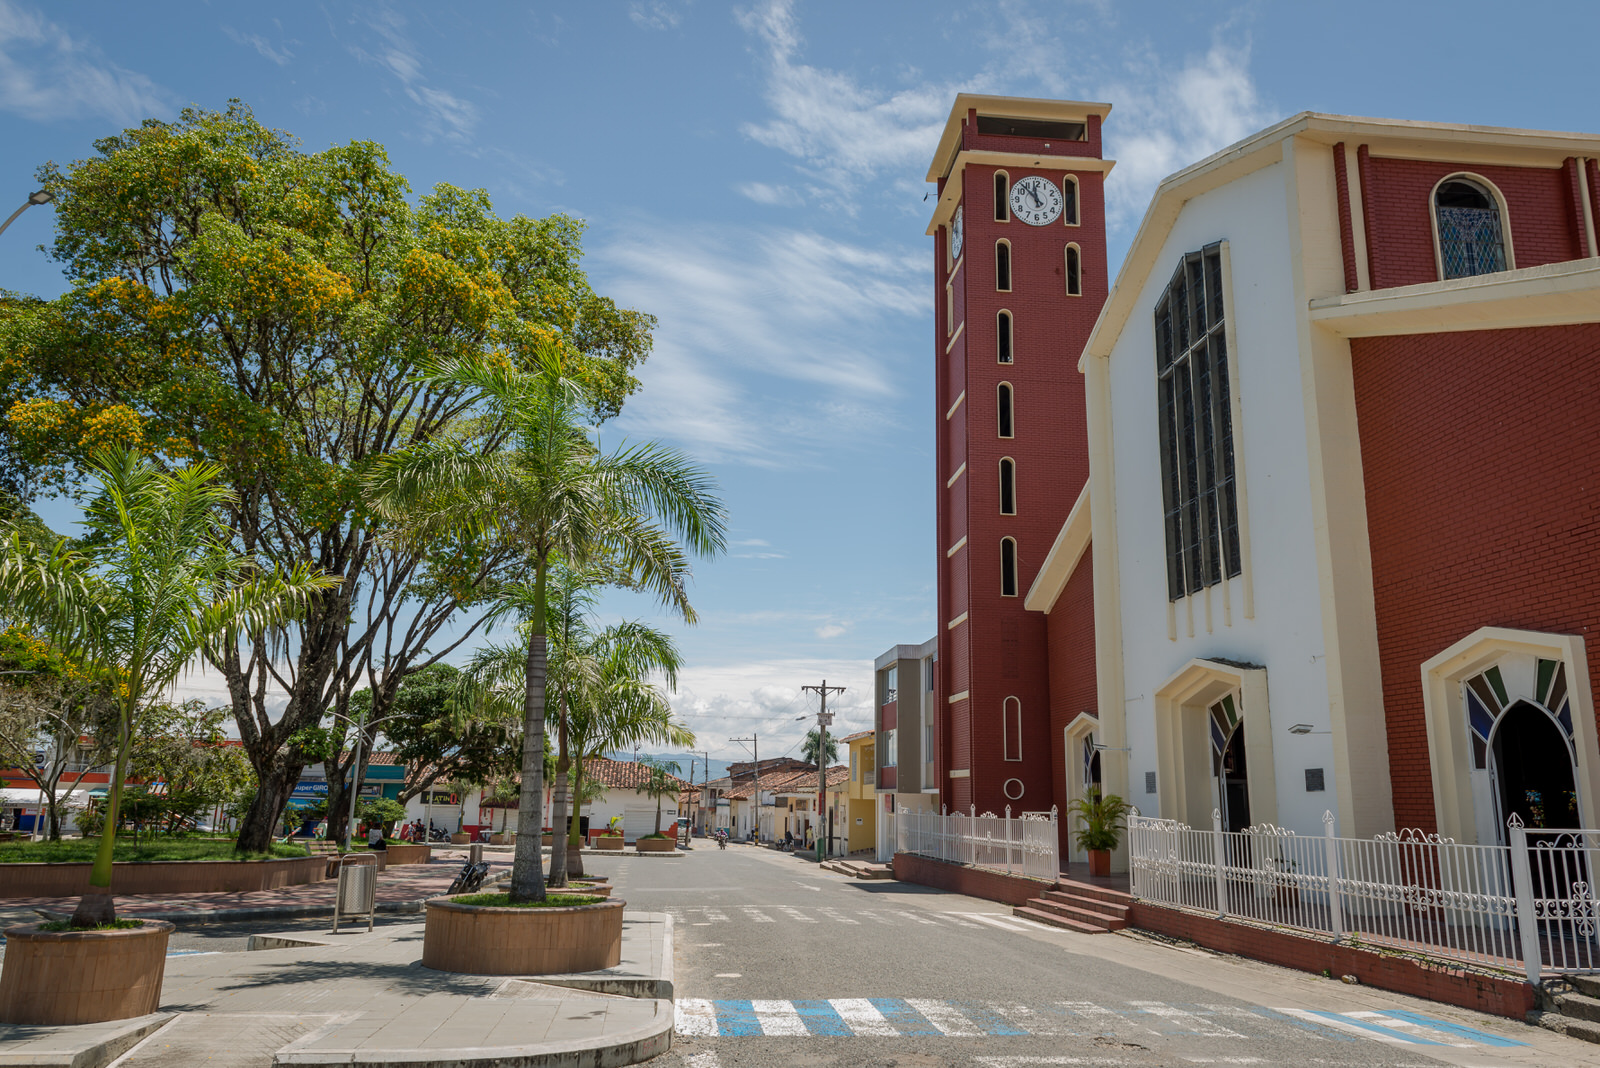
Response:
[668, 657, 875, 762]
[600, 220, 924, 464]
[223, 25, 294, 67]
[0, 1, 172, 125]
[734, 0, 961, 199]
[731, 538, 770, 547]
[348, 7, 480, 141]
[814, 623, 846, 639]
[630, 1, 689, 31]
[735, 181, 799, 206]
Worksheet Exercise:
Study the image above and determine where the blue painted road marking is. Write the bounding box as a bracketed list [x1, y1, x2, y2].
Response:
[675, 998, 1524, 1047]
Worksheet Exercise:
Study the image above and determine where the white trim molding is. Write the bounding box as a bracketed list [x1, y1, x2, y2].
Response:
[1024, 482, 1090, 612]
[1420, 626, 1597, 843]
[1152, 659, 1276, 831]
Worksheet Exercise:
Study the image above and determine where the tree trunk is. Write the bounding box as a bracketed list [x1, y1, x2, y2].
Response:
[73, 714, 133, 927]
[507, 562, 548, 904]
[547, 696, 571, 889]
[236, 760, 300, 853]
[566, 761, 586, 878]
[325, 756, 350, 844]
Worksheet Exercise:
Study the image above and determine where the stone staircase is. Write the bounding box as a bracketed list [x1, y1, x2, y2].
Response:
[820, 859, 895, 880]
[1013, 879, 1133, 933]
[1534, 973, 1600, 1044]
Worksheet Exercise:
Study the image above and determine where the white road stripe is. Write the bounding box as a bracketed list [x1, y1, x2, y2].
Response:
[741, 907, 775, 923]
[751, 999, 808, 1036]
[686, 1053, 723, 1068]
[1061, 1001, 1156, 1035]
[675, 998, 719, 1037]
[905, 998, 982, 1036]
[705, 909, 729, 922]
[1129, 1001, 1243, 1038]
[857, 910, 895, 924]
[989, 1002, 1072, 1035]
[938, 912, 984, 928]
[778, 906, 818, 923]
[965, 912, 1028, 932]
[1274, 1009, 1419, 1045]
[830, 998, 899, 1036]
[893, 910, 939, 926]
[817, 907, 859, 924]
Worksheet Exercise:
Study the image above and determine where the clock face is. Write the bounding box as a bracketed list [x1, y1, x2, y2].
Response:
[950, 207, 964, 261]
[1009, 175, 1063, 226]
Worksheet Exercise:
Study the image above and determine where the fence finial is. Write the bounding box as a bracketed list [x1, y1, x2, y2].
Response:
[1005, 805, 1012, 818]
[1050, 804, 1058, 823]
[1507, 812, 1524, 828]
[1323, 810, 1335, 827]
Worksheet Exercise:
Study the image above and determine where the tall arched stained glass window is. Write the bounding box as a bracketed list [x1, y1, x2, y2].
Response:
[1435, 177, 1508, 279]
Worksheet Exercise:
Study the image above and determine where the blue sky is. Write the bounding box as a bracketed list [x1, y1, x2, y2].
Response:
[1, 1, 1595, 766]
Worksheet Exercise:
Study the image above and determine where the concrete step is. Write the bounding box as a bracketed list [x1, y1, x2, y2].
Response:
[1039, 889, 1127, 919]
[836, 862, 894, 880]
[1534, 1009, 1600, 1044]
[1012, 905, 1109, 934]
[1568, 973, 1600, 999]
[1019, 897, 1127, 931]
[1554, 991, 1600, 1025]
[1055, 878, 1135, 906]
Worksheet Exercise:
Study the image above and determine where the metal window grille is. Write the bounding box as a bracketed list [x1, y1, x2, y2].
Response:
[1154, 243, 1240, 600]
[1438, 206, 1506, 278]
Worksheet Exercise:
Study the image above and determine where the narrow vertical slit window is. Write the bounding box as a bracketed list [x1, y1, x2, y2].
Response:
[1154, 242, 1240, 600]
[999, 458, 1016, 515]
[1001, 538, 1018, 597]
[994, 171, 1009, 222]
[1065, 244, 1081, 296]
[1061, 175, 1079, 226]
[997, 382, 1014, 438]
[1003, 697, 1022, 761]
[996, 240, 1012, 291]
[997, 310, 1013, 363]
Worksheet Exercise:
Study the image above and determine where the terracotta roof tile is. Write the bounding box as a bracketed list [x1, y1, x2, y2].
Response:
[581, 756, 689, 791]
[838, 730, 874, 744]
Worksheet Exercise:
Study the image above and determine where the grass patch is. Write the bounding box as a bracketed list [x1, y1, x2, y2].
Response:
[451, 892, 605, 908]
[38, 918, 145, 932]
[0, 838, 308, 864]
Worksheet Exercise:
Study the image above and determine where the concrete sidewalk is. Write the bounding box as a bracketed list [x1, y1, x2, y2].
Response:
[0, 913, 674, 1068]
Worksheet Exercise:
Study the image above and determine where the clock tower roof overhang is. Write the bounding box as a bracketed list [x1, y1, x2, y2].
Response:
[926, 94, 1113, 183]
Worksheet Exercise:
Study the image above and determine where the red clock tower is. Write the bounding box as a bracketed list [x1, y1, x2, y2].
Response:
[927, 95, 1110, 820]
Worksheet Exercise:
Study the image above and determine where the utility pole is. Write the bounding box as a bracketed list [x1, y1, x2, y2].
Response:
[729, 734, 760, 842]
[701, 751, 711, 834]
[800, 681, 845, 863]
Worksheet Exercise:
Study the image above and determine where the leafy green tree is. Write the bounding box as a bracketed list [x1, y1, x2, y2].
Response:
[129, 700, 254, 835]
[801, 728, 838, 767]
[370, 350, 724, 901]
[0, 448, 335, 924]
[1, 103, 657, 852]
[638, 755, 683, 836]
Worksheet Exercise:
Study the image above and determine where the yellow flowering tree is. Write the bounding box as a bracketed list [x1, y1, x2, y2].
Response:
[0, 102, 658, 851]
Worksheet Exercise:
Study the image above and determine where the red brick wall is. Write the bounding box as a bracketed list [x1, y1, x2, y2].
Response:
[1130, 902, 1535, 1019]
[937, 143, 1106, 818]
[1350, 324, 1600, 831]
[1046, 547, 1097, 845]
[1362, 154, 1584, 289]
[893, 851, 1054, 906]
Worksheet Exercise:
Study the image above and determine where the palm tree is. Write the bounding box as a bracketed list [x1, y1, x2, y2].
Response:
[368, 347, 724, 902]
[637, 755, 683, 836]
[0, 449, 336, 924]
[802, 727, 839, 767]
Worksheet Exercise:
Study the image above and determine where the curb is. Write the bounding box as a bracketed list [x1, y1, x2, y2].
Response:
[33, 871, 512, 926]
[0, 1011, 174, 1068]
[270, 1002, 674, 1068]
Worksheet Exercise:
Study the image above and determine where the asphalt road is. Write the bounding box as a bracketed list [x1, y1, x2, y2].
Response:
[588, 842, 1580, 1068]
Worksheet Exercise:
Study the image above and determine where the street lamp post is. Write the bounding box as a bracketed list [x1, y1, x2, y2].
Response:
[0, 191, 53, 240]
[321, 708, 406, 849]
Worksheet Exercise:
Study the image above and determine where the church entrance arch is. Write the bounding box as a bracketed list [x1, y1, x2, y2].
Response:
[1153, 659, 1275, 831]
[1490, 699, 1580, 832]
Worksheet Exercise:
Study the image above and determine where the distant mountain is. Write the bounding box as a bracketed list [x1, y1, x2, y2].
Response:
[606, 752, 731, 783]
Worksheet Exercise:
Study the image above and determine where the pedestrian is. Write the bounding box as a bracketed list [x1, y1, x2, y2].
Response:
[367, 823, 386, 850]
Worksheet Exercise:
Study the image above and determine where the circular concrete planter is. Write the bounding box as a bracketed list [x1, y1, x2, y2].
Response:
[550, 881, 612, 898]
[450, 832, 471, 845]
[635, 836, 676, 853]
[421, 897, 624, 975]
[0, 920, 173, 1025]
[383, 842, 431, 866]
[593, 835, 624, 851]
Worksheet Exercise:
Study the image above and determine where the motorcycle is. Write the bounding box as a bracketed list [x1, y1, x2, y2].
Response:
[714, 830, 727, 850]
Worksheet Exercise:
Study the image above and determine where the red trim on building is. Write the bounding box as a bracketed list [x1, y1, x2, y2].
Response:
[1332, 142, 1358, 293]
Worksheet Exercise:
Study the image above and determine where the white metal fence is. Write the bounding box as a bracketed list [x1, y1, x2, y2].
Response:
[1128, 810, 1600, 981]
[896, 805, 1059, 882]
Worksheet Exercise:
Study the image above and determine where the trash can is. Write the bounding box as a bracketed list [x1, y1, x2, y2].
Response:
[333, 854, 378, 933]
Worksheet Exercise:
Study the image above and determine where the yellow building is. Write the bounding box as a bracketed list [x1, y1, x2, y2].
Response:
[841, 731, 877, 855]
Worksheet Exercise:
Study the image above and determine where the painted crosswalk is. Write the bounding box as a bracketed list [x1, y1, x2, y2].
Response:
[665, 905, 1031, 931]
[674, 998, 1524, 1048]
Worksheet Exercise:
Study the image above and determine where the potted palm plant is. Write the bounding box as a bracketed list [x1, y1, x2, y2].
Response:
[1065, 788, 1134, 878]
[0, 450, 333, 1024]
